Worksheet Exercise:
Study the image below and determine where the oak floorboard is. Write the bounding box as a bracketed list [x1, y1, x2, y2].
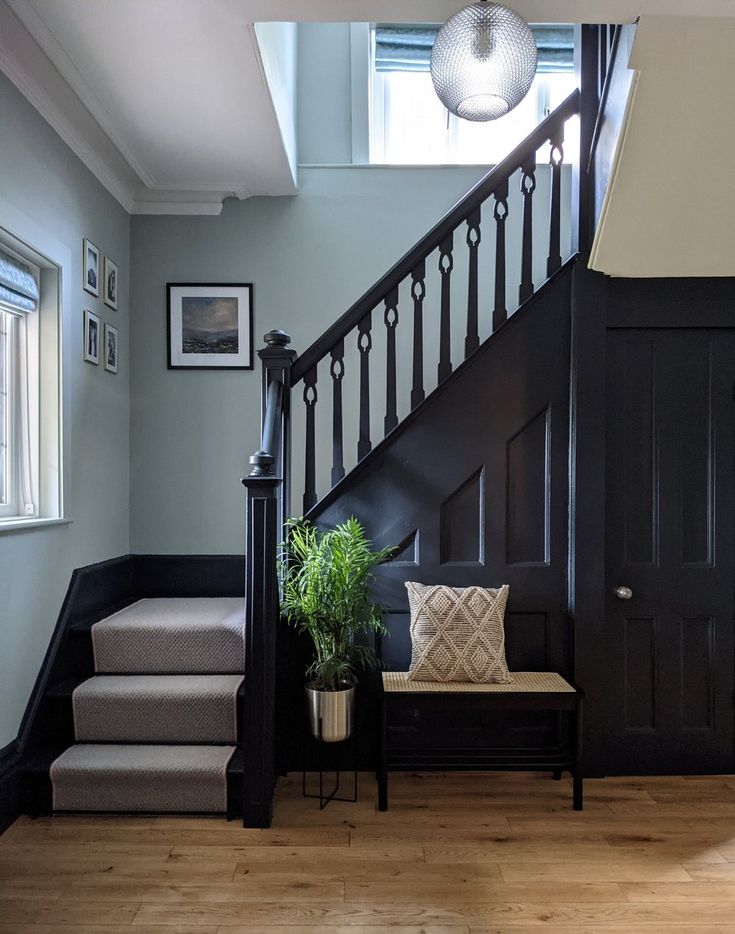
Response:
[0, 855, 239, 882]
[0, 928, 217, 934]
[57, 877, 345, 903]
[181, 844, 424, 865]
[343, 880, 629, 903]
[212, 927, 470, 934]
[0, 898, 139, 925]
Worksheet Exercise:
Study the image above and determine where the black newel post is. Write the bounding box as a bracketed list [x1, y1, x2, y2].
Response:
[258, 330, 296, 533]
[241, 330, 295, 828]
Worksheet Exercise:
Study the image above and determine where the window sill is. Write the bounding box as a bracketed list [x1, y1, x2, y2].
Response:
[0, 517, 73, 535]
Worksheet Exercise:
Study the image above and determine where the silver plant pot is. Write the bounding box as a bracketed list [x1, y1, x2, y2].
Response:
[305, 682, 355, 743]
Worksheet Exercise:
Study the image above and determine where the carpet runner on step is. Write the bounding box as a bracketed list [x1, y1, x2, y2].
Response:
[50, 744, 234, 812]
[91, 597, 245, 673]
[49, 597, 245, 814]
[72, 674, 242, 743]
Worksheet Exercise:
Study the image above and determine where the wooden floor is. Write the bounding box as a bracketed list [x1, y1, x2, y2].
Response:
[3, 772, 735, 932]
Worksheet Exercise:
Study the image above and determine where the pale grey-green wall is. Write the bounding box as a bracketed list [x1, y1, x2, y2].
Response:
[130, 165, 491, 554]
[298, 23, 353, 164]
[0, 72, 130, 748]
[130, 163, 570, 556]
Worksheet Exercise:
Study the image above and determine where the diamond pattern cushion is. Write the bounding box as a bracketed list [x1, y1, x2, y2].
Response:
[405, 582, 512, 683]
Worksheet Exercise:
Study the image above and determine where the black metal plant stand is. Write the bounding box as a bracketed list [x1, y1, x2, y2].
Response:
[302, 734, 358, 810]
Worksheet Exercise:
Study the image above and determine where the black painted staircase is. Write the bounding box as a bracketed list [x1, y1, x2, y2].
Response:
[11, 26, 624, 828]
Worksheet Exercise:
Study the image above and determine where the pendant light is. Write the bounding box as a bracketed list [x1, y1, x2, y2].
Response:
[430, 1, 538, 122]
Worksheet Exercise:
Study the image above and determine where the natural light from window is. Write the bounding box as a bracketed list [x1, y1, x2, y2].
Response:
[0, 234, 61, 527]
[370, 24, 578, 166]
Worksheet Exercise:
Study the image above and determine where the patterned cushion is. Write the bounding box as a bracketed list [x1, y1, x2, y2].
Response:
[405, 582, 512, 683]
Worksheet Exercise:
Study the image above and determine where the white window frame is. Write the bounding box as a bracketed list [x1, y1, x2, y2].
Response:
[362, 23, 576, 167]
[0, 223, 63, 532]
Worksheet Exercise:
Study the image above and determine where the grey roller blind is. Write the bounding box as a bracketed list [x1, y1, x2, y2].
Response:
[0, 249, 39, 312]
[375, 24, 574, 74]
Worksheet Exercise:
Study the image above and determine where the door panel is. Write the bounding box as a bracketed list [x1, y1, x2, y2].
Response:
[606, 329, 735, 773]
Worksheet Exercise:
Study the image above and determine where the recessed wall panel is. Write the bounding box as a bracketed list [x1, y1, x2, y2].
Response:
[681, 616, 714, 732]
[623, 341, 658, 566]
[505, 612, 549, 670]
[679, 343, 714, 567]
[391, 529, 419, 566]
[624, 617, 656, 732]
[506, 407, 550, 565]
[439, 468, 484, 565]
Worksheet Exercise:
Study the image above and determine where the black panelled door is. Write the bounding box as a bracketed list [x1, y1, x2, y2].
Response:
[605, 329, 735, 773]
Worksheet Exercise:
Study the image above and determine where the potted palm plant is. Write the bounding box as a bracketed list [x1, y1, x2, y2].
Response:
[281, 516, 394, 743]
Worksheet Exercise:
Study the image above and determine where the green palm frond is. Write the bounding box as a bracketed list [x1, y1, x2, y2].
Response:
[280, 516, 394, 692]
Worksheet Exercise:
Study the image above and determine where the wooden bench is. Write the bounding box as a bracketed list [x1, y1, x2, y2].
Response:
[378, 671, 584, 811]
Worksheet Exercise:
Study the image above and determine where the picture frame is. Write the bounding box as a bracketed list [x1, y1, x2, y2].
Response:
[83, 309, 100, 365]
[167, 283, 253, 370]
[104, 321, 118, 373]
[103, 256, 118, 310]
[83, 238, 99, 297]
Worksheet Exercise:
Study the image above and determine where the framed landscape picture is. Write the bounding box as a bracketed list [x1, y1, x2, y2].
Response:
[167, 283, 253, 370]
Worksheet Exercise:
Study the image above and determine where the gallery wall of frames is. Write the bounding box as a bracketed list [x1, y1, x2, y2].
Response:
[82, 237, 118, 373]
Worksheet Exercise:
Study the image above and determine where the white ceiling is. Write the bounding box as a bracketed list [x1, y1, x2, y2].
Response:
[0, 0, 298, 213]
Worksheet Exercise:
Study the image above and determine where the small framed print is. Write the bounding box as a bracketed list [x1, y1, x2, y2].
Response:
[83, 238, 100, 297]
[104, 321, 118, 373]
[103, 256, 118, 309]
[167, 283, 253, 370]
[83, 309, 100, 364]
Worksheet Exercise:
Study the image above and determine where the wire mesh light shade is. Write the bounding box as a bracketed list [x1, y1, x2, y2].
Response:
[430, 2, 538, 122]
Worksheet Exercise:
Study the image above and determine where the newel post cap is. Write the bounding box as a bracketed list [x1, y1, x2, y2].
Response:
[245, 450, 274, 479]
[263, 329, 292, 348]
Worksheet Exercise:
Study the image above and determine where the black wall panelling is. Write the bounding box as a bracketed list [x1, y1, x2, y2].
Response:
[281, 263, 577, 770]
[0, 742, 22, 834]
[132, 554, 246, 598]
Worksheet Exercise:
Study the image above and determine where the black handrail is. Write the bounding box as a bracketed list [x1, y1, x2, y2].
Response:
[260, 378, 283, 467]
[291, 88, 580, 384]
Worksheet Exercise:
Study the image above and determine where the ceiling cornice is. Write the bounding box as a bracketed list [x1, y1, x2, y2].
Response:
[0, 0, 139, 212]
[0, 1, 265, 215]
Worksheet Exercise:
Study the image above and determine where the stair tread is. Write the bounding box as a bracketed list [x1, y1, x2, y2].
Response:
[50, 744, 236, 813]
[49, 676, 245, 698]
[74, 673, 244, 695]
[90, 597, 246, 674]
[51, 743, 237, 769]
[70, 675, 243, 744]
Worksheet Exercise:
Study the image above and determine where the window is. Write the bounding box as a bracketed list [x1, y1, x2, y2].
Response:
[0, 237, 55, 525]
[370, 24, 578, 165]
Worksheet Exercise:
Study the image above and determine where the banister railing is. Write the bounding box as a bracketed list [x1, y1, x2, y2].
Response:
[291, 89, 580, 385]
[290, 89, 581, 513]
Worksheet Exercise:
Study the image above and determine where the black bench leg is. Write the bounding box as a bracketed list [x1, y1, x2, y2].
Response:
[572, 695, 584, 810]
[573, 770, 583, 811]
[378, 694, 388, 812]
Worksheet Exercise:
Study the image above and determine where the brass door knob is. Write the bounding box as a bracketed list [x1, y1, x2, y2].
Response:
[615, 586, 633, 600]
